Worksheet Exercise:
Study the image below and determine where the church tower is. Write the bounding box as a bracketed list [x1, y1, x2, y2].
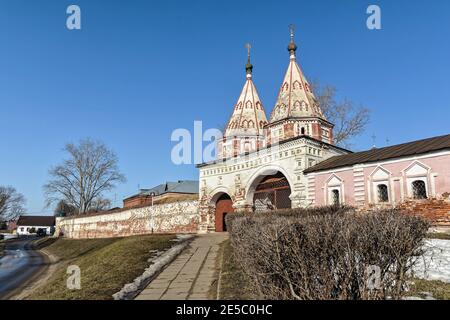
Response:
[218, 44, 269, 159]
[267, 26, 334, 145]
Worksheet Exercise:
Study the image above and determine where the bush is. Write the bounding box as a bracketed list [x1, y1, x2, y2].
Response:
[227, 207, 429, 300]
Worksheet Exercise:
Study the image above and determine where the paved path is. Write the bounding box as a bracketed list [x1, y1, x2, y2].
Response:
[136, 233, 228, 300]
[0, 237, 47, 299]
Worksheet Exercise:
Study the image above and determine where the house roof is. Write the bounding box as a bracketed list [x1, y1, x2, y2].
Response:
[124, 180, 199, 200]
[304, 134, 450, 174]
[16, 215, 55, 227]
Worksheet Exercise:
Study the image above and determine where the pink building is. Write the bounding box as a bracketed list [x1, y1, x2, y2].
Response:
[304, 134, 450, 209]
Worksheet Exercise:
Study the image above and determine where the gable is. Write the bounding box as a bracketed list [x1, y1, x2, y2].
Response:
[404, 162, 429, 176]
[371, 167, 390, 180]
[327, 175, 342, 186]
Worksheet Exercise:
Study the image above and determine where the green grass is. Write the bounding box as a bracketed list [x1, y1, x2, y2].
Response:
[215, 239, 254, 300]
[29, 234, 176, 300]
[407, 278, 450, 300]
[427, 232, 450, 240]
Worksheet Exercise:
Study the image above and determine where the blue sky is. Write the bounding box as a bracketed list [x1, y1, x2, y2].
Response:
[1, 0, 449, 214]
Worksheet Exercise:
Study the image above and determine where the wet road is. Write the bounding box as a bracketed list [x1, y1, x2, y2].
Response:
[0, 237, 46, 299]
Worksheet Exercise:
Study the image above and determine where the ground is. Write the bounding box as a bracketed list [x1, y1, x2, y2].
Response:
[408, 278, 450, 300]
[214, 239, 253, 300]
[135, 233, 227, 300]
[28, 234, 175, 300]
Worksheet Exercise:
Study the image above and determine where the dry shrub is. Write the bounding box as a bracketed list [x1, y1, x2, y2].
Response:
[226, 207, 429, 300]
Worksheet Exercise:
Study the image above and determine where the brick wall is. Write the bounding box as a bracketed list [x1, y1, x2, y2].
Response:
[55, 200, 199, 239]
[399, 199, 450, 226]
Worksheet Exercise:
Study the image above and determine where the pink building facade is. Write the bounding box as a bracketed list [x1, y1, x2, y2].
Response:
[305, 136, 450, 208]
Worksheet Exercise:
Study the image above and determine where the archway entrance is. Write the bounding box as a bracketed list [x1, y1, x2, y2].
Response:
[253, 172, 291, 211]
[215, 193, 233, 232]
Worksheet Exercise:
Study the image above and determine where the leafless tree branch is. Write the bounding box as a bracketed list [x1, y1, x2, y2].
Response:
[43, 138, 126, 215]
[312, 81, 370, 148]
[0, 186, 26, 222]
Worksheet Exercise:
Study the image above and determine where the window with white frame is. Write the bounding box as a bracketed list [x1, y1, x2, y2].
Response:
[370, 167, 391, 204]
[404, 162, 432, 200]
[327, 175, 343, 205]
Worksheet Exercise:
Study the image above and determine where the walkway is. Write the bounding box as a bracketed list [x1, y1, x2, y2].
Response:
[135, 233, 228, 300]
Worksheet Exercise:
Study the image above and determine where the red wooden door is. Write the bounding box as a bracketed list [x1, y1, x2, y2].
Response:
[215, 194, 233, 232]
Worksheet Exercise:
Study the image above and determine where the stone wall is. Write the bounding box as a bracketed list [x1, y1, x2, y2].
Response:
[55, 200, 199, 239]
[399, 198, 450, 227]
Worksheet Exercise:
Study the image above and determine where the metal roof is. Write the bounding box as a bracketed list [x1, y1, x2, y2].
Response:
[125, 180, 199, 200]
[16, 215, 55, 227]
[304, 134, 450, 174]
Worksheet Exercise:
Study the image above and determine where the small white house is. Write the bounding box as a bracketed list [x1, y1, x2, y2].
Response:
[16, 215, 55, 235]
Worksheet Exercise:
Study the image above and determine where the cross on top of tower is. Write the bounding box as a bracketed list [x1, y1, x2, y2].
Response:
[289, 24, 295, 43]
[287, 24, 298, 57]
[245, 43, 251, 57]
[245, 42, 253, 76]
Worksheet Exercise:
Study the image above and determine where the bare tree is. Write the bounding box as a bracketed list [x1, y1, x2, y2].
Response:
[0, 186, 26, 222]
[88, 197, 112, 213]
[53, 200, 78, 217]
[44, 138, 126, 215]
[313, 82, 370, 148]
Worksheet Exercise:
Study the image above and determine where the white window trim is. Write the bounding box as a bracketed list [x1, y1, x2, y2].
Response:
[369, 166, 392, 205]
[402, 160, 432, 200]
[325, 174, 345, 205]
[373, 181, 390, 204]
[406, 176, 429, 199]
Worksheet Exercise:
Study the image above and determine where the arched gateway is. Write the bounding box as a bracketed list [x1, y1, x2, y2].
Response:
[252, 172, 291, 211]
[196, 29, 348, 232]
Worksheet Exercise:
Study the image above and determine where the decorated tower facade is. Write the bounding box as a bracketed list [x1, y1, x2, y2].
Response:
[217, 44, 269, 159]
[266, 25, 334, 145]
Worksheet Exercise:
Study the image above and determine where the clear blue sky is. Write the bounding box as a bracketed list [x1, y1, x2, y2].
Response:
[1, 0, 449, 214]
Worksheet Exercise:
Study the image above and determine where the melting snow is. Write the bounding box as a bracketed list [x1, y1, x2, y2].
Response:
[413, 239, 450, 283]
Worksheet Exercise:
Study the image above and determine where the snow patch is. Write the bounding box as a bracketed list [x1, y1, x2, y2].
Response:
[413, 239, 450, 283]
[112, 234, 195, 300]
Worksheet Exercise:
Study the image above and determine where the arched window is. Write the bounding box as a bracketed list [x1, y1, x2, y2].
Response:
[377, 184, 389, 202]
[412, 180, 427, 199]
[332, 189, 340, 206]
